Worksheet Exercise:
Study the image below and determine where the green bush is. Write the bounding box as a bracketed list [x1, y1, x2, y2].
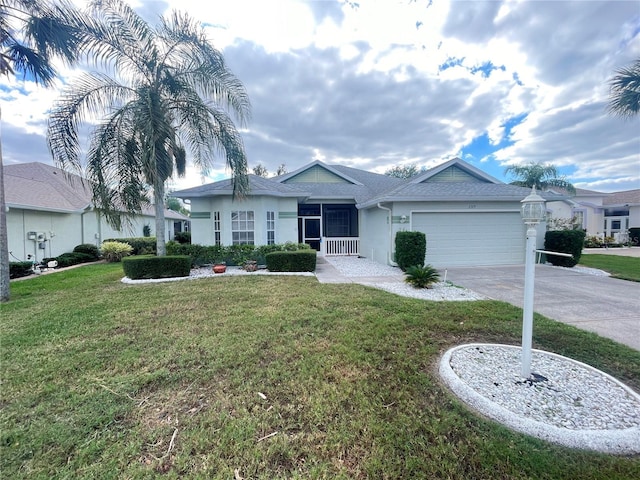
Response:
[266, 250, 316, 272]
[174, 231, 191, 244]
[52, 252, 95, 268]
[104, 237, 156, 255]
[395, 231, 426, 271]
[9, 261, 33, 279]
[122, 255, 191, 280]
[544, 230, 586, 267]
[404, 264, 440, 289]
[101, 241, 134, 262]
[166, 242, 312, 267]
[73, 243, 100, 260]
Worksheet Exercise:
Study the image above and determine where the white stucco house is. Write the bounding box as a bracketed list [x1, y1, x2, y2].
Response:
[172, 158, 564, 268]
[546, 187, 640, 242]
[4, 162, 189, 263]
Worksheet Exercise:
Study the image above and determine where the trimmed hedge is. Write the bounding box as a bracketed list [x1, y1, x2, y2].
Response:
[265, 250, 317, 272]
[104, 237, 156, 255]
[73, 243, 100, 260]
[166, 242, 311, 267]
[544, 230, 586, 267]
[395, 231, 426, 271]
[9, 262, 33, 279]
[122, 255, 191, 280]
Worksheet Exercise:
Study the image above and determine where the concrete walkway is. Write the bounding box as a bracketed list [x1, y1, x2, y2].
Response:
[316, 255, 640, 351]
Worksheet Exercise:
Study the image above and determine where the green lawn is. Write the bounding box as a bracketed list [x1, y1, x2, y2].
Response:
[579, 253, 640, 282]
[2, 263, 639, 479]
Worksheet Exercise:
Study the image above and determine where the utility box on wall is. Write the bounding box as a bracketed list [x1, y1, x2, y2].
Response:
[27, 231, 37, 240]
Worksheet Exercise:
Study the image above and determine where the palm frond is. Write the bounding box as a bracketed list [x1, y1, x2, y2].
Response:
[608, 58, 640, 119]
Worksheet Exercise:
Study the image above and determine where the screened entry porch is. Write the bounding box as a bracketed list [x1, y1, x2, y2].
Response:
[297, 203, 360, 256]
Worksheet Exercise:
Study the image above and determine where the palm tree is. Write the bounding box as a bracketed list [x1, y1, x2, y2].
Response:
[47, 0, 251, 256]
[1, 0, 84, 302]
[608, 58, 640, 119]
[505, 162, 576, 195]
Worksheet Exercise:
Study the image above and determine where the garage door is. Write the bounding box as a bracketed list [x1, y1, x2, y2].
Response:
[412, 212, 525, 267]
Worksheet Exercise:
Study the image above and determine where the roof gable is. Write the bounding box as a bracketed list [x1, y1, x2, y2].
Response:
[411, 157, 502, 185]
[278, 161, 363, 185]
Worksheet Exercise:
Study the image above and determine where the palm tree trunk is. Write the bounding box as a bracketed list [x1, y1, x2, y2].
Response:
[154, 180, 166, 256]
[0, 105, 11, 302]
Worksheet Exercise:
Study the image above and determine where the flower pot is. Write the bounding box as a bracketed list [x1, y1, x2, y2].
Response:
[213, 264, 226, 274]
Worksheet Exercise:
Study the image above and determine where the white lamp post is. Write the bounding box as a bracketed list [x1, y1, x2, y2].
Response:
[520, 186, 546, 378]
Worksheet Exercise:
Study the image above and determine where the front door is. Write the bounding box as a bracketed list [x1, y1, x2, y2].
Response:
[301, 217, 321, 251]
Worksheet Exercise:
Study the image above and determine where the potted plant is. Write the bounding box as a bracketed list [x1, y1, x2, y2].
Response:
[243, 259, 258, 272]
[213, 261, 226, 274]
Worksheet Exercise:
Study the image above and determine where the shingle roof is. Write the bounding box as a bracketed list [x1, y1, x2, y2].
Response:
[603, 189, 640, 206]
[172, 159, 568, 208]
[5, 162, 188, 220]
[5, 162, 92, 212]
[358, 181, 566, 208]
[172, 174, 309, 198]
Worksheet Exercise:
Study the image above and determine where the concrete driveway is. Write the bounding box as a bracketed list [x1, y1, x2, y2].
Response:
[443, 264, 640, 351]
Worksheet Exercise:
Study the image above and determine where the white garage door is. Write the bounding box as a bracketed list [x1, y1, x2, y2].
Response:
[412, 212, 525, 267]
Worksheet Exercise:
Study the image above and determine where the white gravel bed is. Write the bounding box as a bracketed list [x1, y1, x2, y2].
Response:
[358, 281, 487, 301]
[547, 264, 611, 276]
[324, 255, 403, 276]
[439, 343, 640, 454]
[121, 266, 314, 284]
[325, 256, 486, 301]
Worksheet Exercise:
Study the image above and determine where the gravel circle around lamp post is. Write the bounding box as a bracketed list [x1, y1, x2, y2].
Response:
[439, 343, 640, 455]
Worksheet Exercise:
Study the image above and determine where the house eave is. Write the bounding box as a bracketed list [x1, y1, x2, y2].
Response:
[6, 202, 91, 214]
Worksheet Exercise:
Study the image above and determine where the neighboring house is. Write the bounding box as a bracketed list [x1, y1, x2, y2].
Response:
[172, 158, 564, 268]
[4, 162, 189, 263]
[546, 188, 640, 241]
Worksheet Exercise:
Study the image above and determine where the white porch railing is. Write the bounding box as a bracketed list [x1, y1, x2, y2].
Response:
[322, 237, 360, 256]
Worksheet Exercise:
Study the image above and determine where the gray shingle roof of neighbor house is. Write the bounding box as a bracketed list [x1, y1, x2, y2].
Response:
[4, 162, 189, 220]
[171, 174, 310, 198]
[603, 189, 640, 206]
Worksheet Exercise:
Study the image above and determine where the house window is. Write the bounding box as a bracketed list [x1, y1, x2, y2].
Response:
[213, 211, 221, 246]
[232, 211, 254, 245]
[267, 211, 275, 245]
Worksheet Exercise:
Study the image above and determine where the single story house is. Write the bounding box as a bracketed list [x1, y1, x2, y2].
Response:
[4, 162, 189, 263]
[546, 188, 640, 242]
[173, 158, 565, 268]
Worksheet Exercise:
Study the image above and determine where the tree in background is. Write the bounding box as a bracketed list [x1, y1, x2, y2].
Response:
[385, 163, 426, 179]
[47, 0, 251, 256]
[504, 162, 576, 195]
[252, 164, 268, 177]
[0, 0, 84, 302]
[608, 58, 640, 119]
[275, 163, 287, 176]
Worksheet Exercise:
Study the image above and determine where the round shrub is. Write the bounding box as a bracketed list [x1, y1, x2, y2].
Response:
[101, 241, 133, 262]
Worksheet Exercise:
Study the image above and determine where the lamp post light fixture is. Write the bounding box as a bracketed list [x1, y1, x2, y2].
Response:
[520, 186, 546, 378]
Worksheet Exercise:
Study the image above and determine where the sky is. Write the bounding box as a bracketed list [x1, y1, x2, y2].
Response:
[2, 0, 639, 193]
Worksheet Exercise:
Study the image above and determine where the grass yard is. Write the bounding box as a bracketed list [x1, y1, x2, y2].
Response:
[2, 263, 639, 479]
[579, 253, 640, 282]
